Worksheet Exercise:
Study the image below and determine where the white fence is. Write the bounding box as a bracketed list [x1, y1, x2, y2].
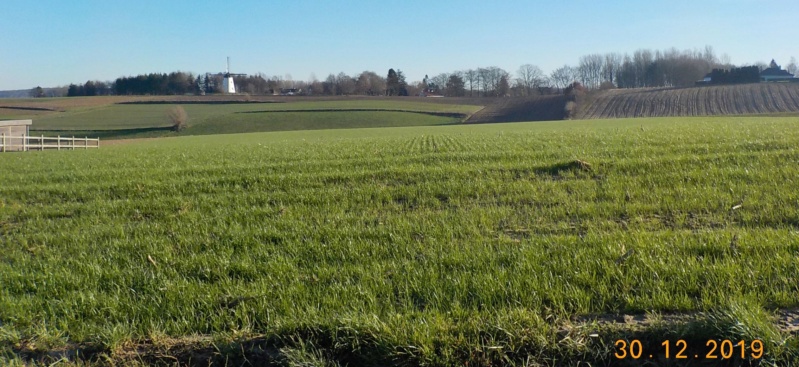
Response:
[1, 134, 99, 152]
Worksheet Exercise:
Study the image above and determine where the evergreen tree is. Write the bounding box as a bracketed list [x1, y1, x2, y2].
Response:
[396, 69, 408, 96]
[30, 86, 45, 98]
[83, 81, 97, 96]
[67, 84, 80, 97]
[445, 74, 466, 97]
[386, 68, 399, 96]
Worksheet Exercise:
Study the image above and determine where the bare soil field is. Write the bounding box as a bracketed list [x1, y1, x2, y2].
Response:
[0, 96, 159, 112]
[578, 83, 799, 119]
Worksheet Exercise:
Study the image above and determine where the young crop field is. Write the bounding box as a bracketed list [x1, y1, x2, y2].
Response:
[9, 98, 483, 140]
[1, 116, 799, 366]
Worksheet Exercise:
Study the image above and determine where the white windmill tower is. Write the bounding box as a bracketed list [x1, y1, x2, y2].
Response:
[222, 57, 246, 94]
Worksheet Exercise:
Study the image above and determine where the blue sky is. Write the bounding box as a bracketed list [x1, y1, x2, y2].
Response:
[1, 0, 797, 90]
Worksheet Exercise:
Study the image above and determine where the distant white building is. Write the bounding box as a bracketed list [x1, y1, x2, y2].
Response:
[222, 75, 236, 94]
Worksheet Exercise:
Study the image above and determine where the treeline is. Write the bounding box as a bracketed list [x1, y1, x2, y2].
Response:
[46, 46, 798, 98]
[230, 69, 409, 96]
[66, 81, 114, 96]
[53, 64, 573, 98]
[549, 47, 728, 90]
[705, 66, 760, 84]
[114, 72, 196, 95]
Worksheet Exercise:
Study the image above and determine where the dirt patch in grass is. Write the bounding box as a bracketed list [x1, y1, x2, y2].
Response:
[571, 308, 799, 335]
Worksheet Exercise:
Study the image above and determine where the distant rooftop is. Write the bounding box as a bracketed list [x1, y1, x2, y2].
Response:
[761, 68, 794, 77]
[0, 119, 33, 127]
[761, 59, 795, 78]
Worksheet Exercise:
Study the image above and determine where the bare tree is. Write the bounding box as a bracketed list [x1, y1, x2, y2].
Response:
[406, 80, 424, 97]
[602, 53, 623, 85]
[355, 71, 385, 95]
[550, 65, 576, 91]
[336, 72, 355, 95]
[463, 69, 478, 97]
[578, 54, 604, 89]
[308, 78, 324, 95]
[430, 73, 450, 94]
[633, 49, 653, 87]
[719, 53, 733, 68]
[283, 74, 294, 89]
[478, 67, 508, 96]
[703, 45, 717, 66]
[516, 64, 545, 96]
[477, 67, 491, 96]
[786, 57, 798, 76]
[323, 74, 337, 95]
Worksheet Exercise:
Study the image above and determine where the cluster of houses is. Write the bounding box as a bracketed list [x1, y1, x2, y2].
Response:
[699, 59, 798, 84]
[759, 60, 797, 82]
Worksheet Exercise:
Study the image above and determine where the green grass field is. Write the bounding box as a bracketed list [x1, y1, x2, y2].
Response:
[24, 99, 481, 139]
[2, 116, 798, 365]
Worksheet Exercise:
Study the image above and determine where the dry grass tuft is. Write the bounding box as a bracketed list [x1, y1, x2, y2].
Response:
[167, 106, 188, 131]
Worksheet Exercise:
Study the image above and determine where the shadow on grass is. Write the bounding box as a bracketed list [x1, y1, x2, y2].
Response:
[533, 160, 595, 178]
[9, 316, 797, 367]
[236, 108, 469, 119]
[117, 101, 283, 105]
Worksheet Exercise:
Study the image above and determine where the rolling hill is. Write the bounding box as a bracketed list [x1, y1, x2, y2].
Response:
[577, 83, 799, 119]
[1, 96, 484, 139]
[4, 84, 799, 138]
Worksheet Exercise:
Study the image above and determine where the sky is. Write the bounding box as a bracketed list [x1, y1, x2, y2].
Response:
[1, 0, 797, 91]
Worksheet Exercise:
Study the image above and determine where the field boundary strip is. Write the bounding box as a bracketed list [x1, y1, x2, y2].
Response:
[234, 108, 469, 119]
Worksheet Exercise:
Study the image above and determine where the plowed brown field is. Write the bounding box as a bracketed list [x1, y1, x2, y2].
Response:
[578, 83, 799, 119]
